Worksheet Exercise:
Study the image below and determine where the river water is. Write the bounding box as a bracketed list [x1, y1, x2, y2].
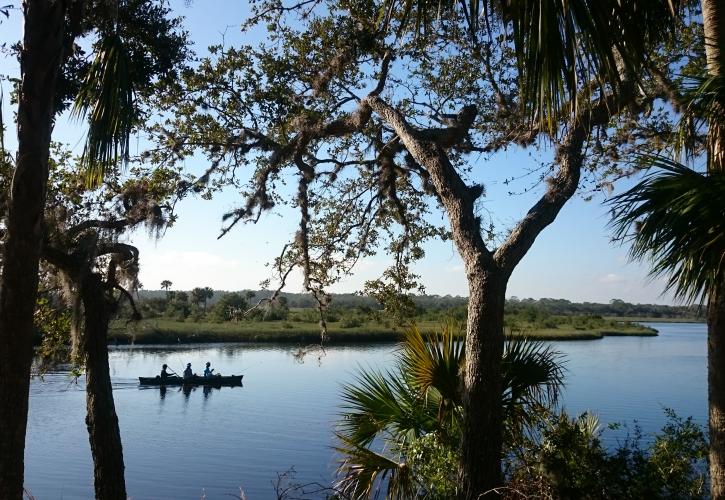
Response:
[23, 322, 707, 499]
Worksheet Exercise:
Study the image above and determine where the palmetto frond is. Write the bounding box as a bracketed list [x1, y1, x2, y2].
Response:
[336, 323, 566, 497]
[502, 336, 566, 432]
[610, 157, 725, 303]
[504, 0, 675, 129]
[72, 33, 134, 187]
[334, 436, 416, 500]
[398, 323, 464, 405]
[339, 367, 439, 447]
[676, 74, 725, 163]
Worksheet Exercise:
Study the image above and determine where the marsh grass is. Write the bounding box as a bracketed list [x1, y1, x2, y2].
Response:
[108, 318, 656, 345]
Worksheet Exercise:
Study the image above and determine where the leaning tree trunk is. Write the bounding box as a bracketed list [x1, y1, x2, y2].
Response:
[460, 264, 507, 498]
[81, 275, 127, 500]
[0, 3, 66, 498]
[701, 1, 725, 497]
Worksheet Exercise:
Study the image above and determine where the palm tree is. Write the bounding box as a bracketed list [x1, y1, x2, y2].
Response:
[611, 158, 725, 498]
[335, 323, 565, 498]
[161, 279, 173, 298]
[203, 286, 215, 313]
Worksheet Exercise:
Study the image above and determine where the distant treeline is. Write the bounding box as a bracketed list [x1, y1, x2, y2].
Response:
[138, 290, 704, 320]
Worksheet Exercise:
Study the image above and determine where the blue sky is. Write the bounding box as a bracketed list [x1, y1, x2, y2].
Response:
[0, 1, 675, 303]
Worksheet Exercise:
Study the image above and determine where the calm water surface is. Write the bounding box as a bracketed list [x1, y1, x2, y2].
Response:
[24, 322, 707, 499]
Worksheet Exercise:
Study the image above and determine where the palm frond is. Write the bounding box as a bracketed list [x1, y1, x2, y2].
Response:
[609, 156, 725, 303]
[334, 435, 416, 500]
[397, 323, 464, 405]
[505, 0, 675, 130]
[72, 33, 135, 187]
[381, 0, 675, 131]
[339, 368, 438, 447]
[502, 337, 566, 431]
[675, 74, 725, 163]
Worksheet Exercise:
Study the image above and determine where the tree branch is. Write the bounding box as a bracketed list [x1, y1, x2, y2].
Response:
[494, 87, 639, 275]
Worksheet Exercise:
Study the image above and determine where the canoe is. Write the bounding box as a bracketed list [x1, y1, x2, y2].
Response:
[138, 374, 243, 386]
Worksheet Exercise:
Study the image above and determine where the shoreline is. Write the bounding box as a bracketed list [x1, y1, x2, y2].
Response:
[108, 319, 659, 345]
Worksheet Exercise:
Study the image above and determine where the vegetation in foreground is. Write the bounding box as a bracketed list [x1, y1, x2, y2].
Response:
[333, 324, 709, 499]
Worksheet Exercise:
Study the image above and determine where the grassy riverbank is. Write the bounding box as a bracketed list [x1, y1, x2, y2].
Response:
[108, 318, 657, 344]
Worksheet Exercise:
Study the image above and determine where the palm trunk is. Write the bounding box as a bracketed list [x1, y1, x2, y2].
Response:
[701, 2, 725, 497]
[710, 286, 725, 499]
[460, 265, 507, 498]
[81, 276, 127, 500]
[0, 3, 66, 498]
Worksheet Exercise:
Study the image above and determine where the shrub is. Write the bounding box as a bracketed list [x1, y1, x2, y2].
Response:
[508, 409, 709, 499]
[340, 316, 363, 328]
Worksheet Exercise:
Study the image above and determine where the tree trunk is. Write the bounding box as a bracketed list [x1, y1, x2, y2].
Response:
[0, 3, 66, 498]
[460, 265, 507, 499]
[702, 2, 725, 497]
[710, 287, 725, 499]
[81, 276, 127, 500]
[703, 0, 725, 172]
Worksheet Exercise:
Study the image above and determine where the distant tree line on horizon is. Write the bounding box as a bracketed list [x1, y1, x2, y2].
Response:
[136, 288, 705, 321]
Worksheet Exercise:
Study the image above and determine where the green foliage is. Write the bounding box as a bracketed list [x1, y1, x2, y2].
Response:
[509, 409, 709, 499]
[209, 292, 249, 323]
[164, 291, 190, 321]
[406, 432, 459, 499]
[340, 315, 364, 328]
[335, 323, 565, 496]
[34, 296, 71, 365]
[610, 157, 725, 303]
[364, 277, 418, 327]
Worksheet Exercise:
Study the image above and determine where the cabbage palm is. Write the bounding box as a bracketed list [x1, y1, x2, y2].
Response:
[611, 157, 725, 498]
[335, 324, 565, 498]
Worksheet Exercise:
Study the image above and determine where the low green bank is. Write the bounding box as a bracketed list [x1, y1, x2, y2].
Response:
[108, 318, 657, 344]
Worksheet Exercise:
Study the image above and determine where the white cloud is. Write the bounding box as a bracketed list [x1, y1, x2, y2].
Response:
[598, 273, 626, 284]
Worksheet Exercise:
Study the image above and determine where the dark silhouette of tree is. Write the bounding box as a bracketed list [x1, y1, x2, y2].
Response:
[161, 280, 173, 298]
[41, 153, 179, 499]
[0, 3, 187, 497]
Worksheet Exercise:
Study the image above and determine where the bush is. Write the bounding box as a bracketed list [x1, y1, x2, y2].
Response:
[508, 409, 709, 499]
[340, 316, 363, 328]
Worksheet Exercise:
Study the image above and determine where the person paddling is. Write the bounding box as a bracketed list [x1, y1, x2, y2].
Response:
[160, 364, 174, 380]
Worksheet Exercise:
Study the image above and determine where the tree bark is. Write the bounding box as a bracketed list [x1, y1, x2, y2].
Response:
[710, 287, 725, 499]
[701, 2, 725, 497]
[703, 0, 725, 173]
[460, 266, 507, 498]
[0, 3, 66, 498]
[81, 275, 128, 500]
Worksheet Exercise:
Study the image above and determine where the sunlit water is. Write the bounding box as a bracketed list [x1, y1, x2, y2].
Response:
[24, 322, 707, 499]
